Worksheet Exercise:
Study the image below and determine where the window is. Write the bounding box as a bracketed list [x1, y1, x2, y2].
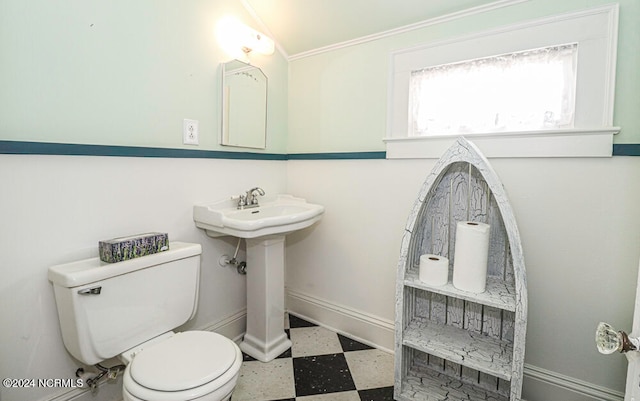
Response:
[386, 4, 619, 158]
[409, 44, 578, 136]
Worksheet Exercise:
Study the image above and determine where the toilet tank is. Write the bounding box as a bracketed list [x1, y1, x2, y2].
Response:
[48, 241, 202, 366]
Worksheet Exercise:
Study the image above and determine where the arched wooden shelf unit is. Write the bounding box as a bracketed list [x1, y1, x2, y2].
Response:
[394, 137, 527, 401]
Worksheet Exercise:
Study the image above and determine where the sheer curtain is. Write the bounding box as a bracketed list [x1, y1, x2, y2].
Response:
[409, 44, 578, 136]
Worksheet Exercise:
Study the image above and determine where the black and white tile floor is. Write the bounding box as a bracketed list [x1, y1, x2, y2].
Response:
[232, 314, 395, 401]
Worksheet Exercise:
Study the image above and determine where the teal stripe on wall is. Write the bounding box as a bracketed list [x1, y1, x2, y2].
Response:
[0, 141, 387, 160]
[0, 141, 287, 160]
[2, 140, 639, 158]
[613, 144, 640, 156]
[287, 151, 386, 160]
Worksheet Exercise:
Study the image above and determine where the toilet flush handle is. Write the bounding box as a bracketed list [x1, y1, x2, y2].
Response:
[78, 286, 102, 295]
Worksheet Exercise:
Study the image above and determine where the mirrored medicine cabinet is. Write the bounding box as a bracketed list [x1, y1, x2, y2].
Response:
[220, 59, 267, 149]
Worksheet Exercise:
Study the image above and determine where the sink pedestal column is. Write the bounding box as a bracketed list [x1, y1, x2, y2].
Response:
[240, 234, 291, 362]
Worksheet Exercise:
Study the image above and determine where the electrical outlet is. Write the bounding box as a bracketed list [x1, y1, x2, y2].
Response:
[183, 119, 199, 145]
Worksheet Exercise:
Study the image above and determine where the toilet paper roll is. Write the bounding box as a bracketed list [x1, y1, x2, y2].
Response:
[452, 221, 490, 293]
[419, 254, 449, 286]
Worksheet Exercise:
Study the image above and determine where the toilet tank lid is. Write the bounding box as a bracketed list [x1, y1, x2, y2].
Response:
[48, 242, 202, 288]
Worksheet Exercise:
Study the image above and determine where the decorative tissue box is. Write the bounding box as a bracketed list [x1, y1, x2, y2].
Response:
[99, 232, 169, 263]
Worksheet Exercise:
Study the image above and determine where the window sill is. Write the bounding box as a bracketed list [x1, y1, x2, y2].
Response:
[383, 128, 620, 159]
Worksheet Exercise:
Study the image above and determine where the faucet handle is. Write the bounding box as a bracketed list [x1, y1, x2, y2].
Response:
[231, 194, 247, 208]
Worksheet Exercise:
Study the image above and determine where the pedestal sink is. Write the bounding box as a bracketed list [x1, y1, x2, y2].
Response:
[193, 194, 324, 362]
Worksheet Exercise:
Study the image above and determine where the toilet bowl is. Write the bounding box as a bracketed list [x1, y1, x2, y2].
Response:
[48, 242, 242, 401]
[121, 331, 242, 401]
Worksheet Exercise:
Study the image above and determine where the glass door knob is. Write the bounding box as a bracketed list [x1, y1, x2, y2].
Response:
[596, 322, 639, 354]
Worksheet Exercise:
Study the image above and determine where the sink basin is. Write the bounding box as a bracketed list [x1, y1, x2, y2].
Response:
[193, 194, 324, 239]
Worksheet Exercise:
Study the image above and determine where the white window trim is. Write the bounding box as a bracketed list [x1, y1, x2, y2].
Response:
[385, 4, 620, 158]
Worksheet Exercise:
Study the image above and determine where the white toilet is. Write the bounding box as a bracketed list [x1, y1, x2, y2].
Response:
[48, 241, 242, 401]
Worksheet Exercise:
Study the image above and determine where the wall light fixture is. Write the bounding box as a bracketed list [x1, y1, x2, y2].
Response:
[217, 17, 275, 59]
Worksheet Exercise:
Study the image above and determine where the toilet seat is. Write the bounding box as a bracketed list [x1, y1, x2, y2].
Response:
[123, 331, 242, 401]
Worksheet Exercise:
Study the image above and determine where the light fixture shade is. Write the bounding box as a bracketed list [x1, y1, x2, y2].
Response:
[217, 17, 274, 57]
[244, 28, 275, 55]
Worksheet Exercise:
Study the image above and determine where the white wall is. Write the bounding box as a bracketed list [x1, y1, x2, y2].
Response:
[0, 154, 286, 401]
[286, 156, 640, 399]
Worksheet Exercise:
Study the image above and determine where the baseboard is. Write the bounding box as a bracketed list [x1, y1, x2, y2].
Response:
[286, 287, 624, 401]
[286, 288, 395, 353]
[196, 307, 247, 343]
[38, 309, 248, 401]
[523, 364, 624, 401]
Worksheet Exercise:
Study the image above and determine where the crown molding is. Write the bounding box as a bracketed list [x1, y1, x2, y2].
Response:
[288, 0, 529, 61]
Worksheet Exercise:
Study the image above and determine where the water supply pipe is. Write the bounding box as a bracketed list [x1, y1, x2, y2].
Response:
[218, 238, 247, 275]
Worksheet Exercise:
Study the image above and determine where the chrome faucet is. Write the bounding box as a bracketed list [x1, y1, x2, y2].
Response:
[236, 187, 265, 209]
